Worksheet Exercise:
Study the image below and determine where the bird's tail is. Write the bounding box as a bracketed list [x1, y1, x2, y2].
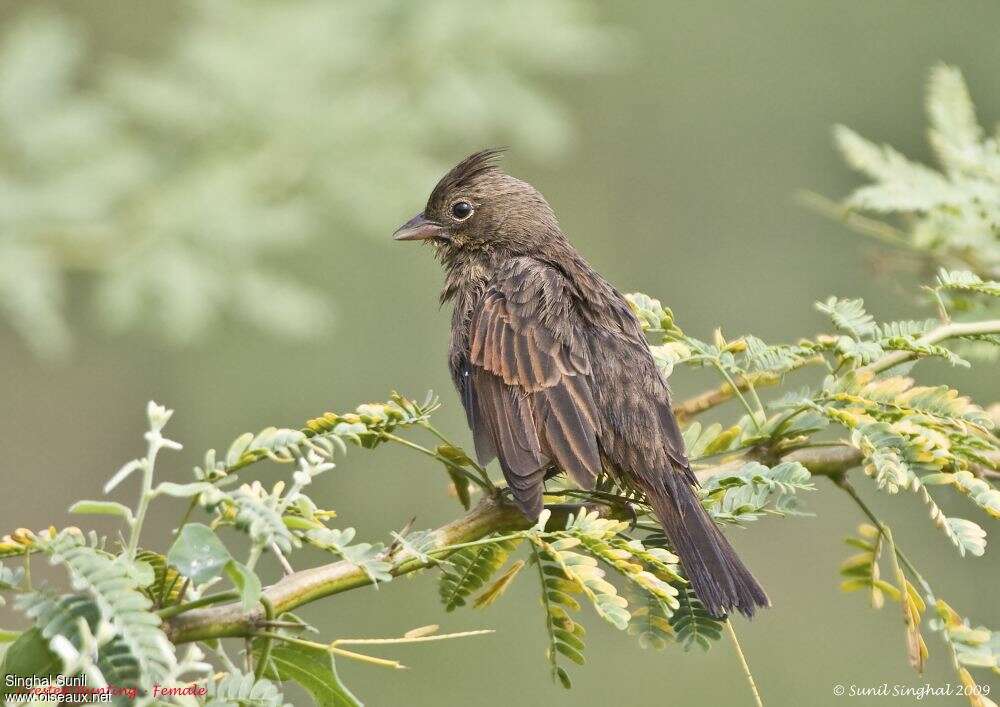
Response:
[642, 475, 769, 618]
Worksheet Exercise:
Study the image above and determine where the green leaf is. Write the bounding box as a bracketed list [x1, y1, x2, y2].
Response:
[926, 64, 982, 164]
[946, 517, 987, 558]
[742, 335, 809, 374]
[0, 627, 59, 698]
[226, 432, 255, 467]
[880, 336, 969, 368]
[436, 444, 474, 509]
[0, 562, 24, 592]
[555, 640, 585, 665]
[834, 125, 959, 211]
[446, 468, 471, 510]
[835, 336, 884, 364]
[628, 593, 674, 650]
[816, 296, 877, 339]
[225, 560, 262, 612]
[230, 487, 299, 553]
[68, 500, 133, 522]
[703, 460, 815, 522]
[206, 669, 285, 706]
[121, 557, 155, 588]
[624, 292, 683, 336]
[937, 269, 1000, 298]
[33, 532, 175, 684]
[684, 422, 723, 460]
[104, 459, 144, 493]
[16, 591, 142, 688]
[702, 425, 742, 455]
[439, 538, 518, 611]
[136, 550, 185, 606]
[951, 471, 1000, 519]
[167, 522, 232, 584]
[305, 527, 392, 585]
[257, 641, 363, 707]
[473, 559, 525, 609]
[669, 582, 723, 651]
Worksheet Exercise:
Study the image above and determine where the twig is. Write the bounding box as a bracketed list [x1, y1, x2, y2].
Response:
[532, 543, 561, 685]
[253, 597, 276, 680]
[796, 191, 916, 251]
[165, 499, 608, 643]
[157, 570, 182, 609]
[712, 362, 763, 431]
[676, 315, 1000, 422]
[259, 620, 311, 630]
[203, 641, 240, 674]
[271, 544, 295, 576]
[674, 357, 823, 422]
[725, 620, 764, 707]
[332, 629, 494, 646]
[858, 318, 1000, 376]
[166, 445, 872, 644]
[175, 498, 198, 535]
[382, 432, 488, 490]
[245, 543, 264, 571]
[157, 591, 240, 620]
[833, 477, 933, 596]
[420, 421, 494, 487]
[255, 632, 406, 669]
[174, 577, 191, 606]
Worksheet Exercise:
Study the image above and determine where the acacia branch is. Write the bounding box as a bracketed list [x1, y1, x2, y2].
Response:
[165, 444, 865, 645]
[675, 318, 1000, 421]
[165, 318, 1000, 645]
[858, 319, 1000, 375]
[166, 498, 599, 643]
[674, 360, 822, 423]
[674, 377, 754, 423]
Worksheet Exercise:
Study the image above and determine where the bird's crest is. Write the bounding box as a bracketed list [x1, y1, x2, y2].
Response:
[428, 148, 506, 205]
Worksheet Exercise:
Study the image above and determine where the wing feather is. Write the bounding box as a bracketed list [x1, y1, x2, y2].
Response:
[457, 259, 603, 516]
[539, 382, 601, 489]
[454, 357, 496, 466]
[475, 371, 545, 516]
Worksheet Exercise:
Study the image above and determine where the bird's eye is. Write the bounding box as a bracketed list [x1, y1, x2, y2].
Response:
[450, 201, 474, 221]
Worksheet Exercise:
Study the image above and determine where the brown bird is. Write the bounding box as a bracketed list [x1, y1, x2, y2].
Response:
[393, 149, 769, 618]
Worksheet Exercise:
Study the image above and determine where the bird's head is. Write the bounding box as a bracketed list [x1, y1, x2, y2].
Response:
[393, 149, 560, 261]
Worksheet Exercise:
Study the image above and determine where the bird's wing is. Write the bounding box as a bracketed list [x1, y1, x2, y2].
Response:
[461, 259, 602, 517]
[585, 291, 696, 492]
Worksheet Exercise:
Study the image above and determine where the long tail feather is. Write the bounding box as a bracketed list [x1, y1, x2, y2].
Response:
[642, 475, 769, 618]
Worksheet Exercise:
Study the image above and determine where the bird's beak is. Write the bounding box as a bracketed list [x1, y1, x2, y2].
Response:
[392, 213, 445, 242]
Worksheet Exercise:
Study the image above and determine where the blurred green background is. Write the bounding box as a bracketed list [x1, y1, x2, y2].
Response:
[2, 1, 999, 704]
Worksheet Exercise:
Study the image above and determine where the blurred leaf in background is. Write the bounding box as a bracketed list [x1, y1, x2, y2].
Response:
[822, 65, 1000, 362]
[0, 0, 623, 357]
[830, 65, 1000, 282]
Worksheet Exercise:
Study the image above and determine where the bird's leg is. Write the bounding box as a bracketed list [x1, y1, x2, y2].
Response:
[620, 501, 639, 530]
[495, 485, 517, 505]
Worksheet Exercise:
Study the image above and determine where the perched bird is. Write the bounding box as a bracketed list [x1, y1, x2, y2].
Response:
[393, 149, 769, 618]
